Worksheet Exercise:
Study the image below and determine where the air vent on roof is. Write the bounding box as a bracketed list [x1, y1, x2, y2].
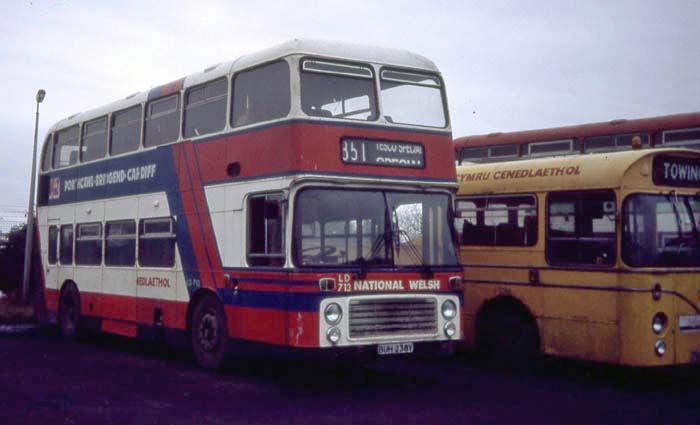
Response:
[204, 63, 220, 72]
[487, 132, 503, 137]
[609, 119, 627, 125]
[125, 92, 139, 99]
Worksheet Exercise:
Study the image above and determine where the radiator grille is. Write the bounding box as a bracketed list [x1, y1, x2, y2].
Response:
[348, 298, 437, 338]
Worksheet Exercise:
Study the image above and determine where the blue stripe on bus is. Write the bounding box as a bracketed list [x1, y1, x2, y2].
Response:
[216, 288, 463, 311]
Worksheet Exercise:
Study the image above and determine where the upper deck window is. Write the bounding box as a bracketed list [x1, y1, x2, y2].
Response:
[110, 105, 142, 156]
[584, 133, 649, 153]
[662, 127, 700, 149]
[184, 78, 228, 138]
[81, 117, 108, 162]
[461, 145, 519, 163]
[52, 126, 80, 169]
[144, 94, 181, 147]
[525, 139, 578, 158]
[301, 59, 377, 121]
[232, 61, 290, 128]
[380, 69, 446, 128]
[40, 135, 52, 172]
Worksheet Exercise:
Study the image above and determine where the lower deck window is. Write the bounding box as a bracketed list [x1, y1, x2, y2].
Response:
[105, 220, 136, 266]
[547, 191, 616, 266]
[139, 217, 176, 268]
[248, 193, 285, 266]
[48, 226, 58, 265]
[75, 223, 102, 265]
[59, 225, 73, 265]
[456, 195, 537, 247]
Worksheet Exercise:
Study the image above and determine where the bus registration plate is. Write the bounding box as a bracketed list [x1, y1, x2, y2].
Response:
[377, 342, 414, 356]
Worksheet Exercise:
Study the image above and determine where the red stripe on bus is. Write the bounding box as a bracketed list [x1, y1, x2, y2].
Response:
[172, 143, 216, 290]
[184, 141, 223, 287]
[101, 319, 138, 338]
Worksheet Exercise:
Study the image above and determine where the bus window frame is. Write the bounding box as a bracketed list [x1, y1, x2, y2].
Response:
[545, 189, 617, 268]
[52, 125, 81, 169]
[583, 132, 650, 153]
[183, 77, 229, 140]
[75, 222, 103, 266]
[109, 104, 144, 157]
[661, 127, 700, 148]
[246, 191, 287, 267]
[455, 193, 538, 247]
[80, 115, 109, 163]
[138, 217, 177, 269]
[231, 59, 292, 129]
[378, 65, 449, 129]
[300, 56, 379, 122]
[40, 134, 53, 172]
[143, 93, 182, 148]
[524, 138, 578, 158]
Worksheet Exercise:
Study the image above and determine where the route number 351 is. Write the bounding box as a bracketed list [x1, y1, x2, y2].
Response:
[342, 140, 367, 163]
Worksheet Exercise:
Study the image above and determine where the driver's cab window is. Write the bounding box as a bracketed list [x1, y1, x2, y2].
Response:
[247, 192, 285, 266]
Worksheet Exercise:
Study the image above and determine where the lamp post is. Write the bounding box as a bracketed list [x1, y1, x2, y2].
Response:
[22, 89, 46, 304]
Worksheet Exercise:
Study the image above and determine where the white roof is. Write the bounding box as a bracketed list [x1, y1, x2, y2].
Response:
[47, 38, 439, 134]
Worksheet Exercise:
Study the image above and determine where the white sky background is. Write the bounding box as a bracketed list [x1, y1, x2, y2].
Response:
[0, 0, 698, 209]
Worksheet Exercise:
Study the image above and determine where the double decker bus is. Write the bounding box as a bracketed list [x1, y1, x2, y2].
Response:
[455, 148, 700, 366]
[35, 39, 463, 369]
[454, 112, 700, 164]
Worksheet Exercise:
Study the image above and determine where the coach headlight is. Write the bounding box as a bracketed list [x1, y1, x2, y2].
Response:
[652, 312, 667, 335]
[441, 300, 457, 320]
[324, 303, 342, 325]
[654, 340, 666, 357]
[327, 327, 341, 345]
[444, 322, 456, 338]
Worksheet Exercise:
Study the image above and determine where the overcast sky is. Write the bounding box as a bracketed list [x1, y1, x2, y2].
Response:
[0, 0, 698, 210]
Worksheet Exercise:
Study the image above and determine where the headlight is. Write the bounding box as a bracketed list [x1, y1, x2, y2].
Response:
[327, 327, 341, 344]
[324, 303, 342, 325]
[444, 322, 456, 338]
[654, 339, 666, 357]
[652, 312, 667, 335]
[441, 300, 457, 320]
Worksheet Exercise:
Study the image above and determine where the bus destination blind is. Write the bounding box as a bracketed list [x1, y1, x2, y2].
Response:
[653, 155, 700, 188]
[341, 138, 424, 168]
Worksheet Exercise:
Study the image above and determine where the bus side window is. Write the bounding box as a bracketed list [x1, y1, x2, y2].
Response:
[184, 78, 228, 139]
[546, 191, 616, 266]
[232, 61, 291, 128]
[105, 220, 136, 267]
[110, 106, 142, 156]
[53, 126, 80, 169]
[247, 193, 285, 266]
[81, 117, 108, 162]
[75, 223, 102, 266]
[59, 224, 74, 265]
[48, 225, 58, 265]
[139, 218, 176, 268]
[456, 195, 537, 247]
[144, 94, 181, 147]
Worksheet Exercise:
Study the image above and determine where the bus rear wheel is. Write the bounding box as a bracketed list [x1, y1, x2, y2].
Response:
[476, 307, 540, 367]
[58, 283, 81, 339]
[191, 295, 229, 370]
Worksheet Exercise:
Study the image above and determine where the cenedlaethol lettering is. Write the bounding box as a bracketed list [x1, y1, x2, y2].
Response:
[459, 166, 581, 183]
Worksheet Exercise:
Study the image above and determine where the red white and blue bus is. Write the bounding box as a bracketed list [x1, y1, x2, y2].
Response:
[36, 39, 463, 368]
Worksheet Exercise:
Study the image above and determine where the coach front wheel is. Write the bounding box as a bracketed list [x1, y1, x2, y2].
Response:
[191, 295, 230, 370]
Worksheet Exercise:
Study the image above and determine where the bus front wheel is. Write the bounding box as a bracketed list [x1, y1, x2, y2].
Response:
[191, 295, 229, 370]
[58, 282, 81, 339]
[476, 306, 540, 366]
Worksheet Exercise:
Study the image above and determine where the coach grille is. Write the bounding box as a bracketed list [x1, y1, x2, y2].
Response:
[348, 298, 437, 339]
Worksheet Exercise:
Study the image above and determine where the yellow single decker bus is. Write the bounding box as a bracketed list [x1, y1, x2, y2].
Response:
[456, 148, 700, 366]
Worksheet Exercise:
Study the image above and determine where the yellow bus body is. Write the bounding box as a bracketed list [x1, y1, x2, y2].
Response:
[457, 148, 700, 366]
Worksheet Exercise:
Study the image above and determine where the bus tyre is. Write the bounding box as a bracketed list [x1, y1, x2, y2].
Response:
[191, 295, 229, 370]
[58, 283, 81, 339]
[476, 308, 539, 367]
